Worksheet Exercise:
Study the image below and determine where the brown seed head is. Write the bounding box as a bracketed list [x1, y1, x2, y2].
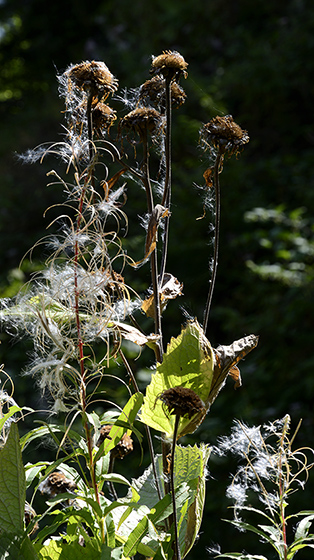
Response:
[119, 107, 162, 140]
[24, 502, 39, 534]
[200, 115, 249, 156]
[139, 75, 186, 108]
[92, 102, 117, 136]
[158, 386, 205, 419]
[39, 471, 77, 498]
[67, 61, 118, 98]
[97, 425, 134, 459]
[151, 50, 188, 80]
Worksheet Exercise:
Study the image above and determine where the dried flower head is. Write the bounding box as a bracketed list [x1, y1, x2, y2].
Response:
[24, 502, 39, 534]
[139, 75, 186, 108]
[39, 471, 77, 497]
[97, 425, 134, 459]
[119, 107, 162, 141]
[151, 50, 188, 80]
[200, 115, 249, 156]
[92, 102, 117, 136]
[66, 60, 118, 99]
[157, 386, 205, 419]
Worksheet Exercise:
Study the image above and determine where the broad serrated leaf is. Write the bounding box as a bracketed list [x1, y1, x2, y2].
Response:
[0, 422, 26, 533]
[0, 529, 38, 560]
[140, 320, 214, 437]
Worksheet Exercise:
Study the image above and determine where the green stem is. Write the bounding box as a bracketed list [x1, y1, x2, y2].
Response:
[118, 349, 163, 502]
[170, 415, 181, 560]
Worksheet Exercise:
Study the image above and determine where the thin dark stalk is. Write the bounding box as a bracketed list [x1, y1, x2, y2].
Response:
[170, 415, 181, 560]
[159, 76, 172, 286]
[108, 453, 118, 501]
[142, 128, 163, 359]
[118, 349, 163, 502]
[203, 151, 223, 337]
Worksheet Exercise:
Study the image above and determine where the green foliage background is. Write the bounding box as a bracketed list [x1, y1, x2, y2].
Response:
[0, 0, 314, 557]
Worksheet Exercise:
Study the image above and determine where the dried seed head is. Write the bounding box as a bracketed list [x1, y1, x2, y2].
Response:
[158, 386, 205, 419]
[139, 75, 186, 108]
[97, 425, 134, 459]
[67, 60, 118, 99]
[151, 50, 188, 80]
[92, 102, 117, 136]
[200, 115, 249, 156]
[39, 471, 77, 497]
[119, 107, 162, 141]
[24, 502, 39, 534]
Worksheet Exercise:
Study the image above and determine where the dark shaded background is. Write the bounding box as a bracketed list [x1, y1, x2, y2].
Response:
[1, 0, 314, 557]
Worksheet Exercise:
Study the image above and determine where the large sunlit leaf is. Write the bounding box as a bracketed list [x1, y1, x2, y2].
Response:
[37, 538, 101, 560]
[0, 422, 25, 533]
[140, 320, 214, 437]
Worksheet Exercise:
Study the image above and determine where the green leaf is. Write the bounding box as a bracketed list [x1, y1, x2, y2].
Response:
[37, 538, 102, 559]
[140, 320, 214, 437]
[294, 514, 314, 540]
[0, 405, 23, 431]
[0, 529, 39, 560]
[0, 422, 26, 532]
[94, 392, 143, 461]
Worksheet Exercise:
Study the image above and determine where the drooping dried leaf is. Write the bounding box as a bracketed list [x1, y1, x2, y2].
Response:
[208, 334, 259, 405]
[141, 273, 183, 317]
[102, 169, 125, 199]
[132, 204, 169, 266]
[228, 364, 242, 389]
[112, 320, 159, 348]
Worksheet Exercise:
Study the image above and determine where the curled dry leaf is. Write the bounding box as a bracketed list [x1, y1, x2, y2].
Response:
[209, 334, 259, 405]
[132, 204, 169, 267]
[142, 273, 183, 318]
[112, 320, 159, 348]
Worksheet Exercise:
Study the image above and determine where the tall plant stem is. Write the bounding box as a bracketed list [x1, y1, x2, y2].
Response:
[118, 349, 163, 502]
[203, 151, 224, 337]
[170, 415, 181, 560]
[73, 96, 105, 542]
[142, 129, 163, 360]
[160, 76, 172, 286]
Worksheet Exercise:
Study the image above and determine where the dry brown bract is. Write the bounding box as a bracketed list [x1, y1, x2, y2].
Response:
[67, 61, 118, 99]
[119, 107, 161, 141]
[151, 50, 188, 80]
[158, 386, 205, 419]
[200, 115, 249, 156]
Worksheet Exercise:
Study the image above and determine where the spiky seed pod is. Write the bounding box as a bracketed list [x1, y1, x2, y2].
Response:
[139, 75, 187, 108]
[158, 386, 205, 419]
[39, 471, 77, 497]
[151, 50, 188, 81]
[200, 115, 249, 156]
[92, 102, 117, 136]
[67, 60, 118, 99]
[97, 425, 134, 459]
[118, 107, 162, 141]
